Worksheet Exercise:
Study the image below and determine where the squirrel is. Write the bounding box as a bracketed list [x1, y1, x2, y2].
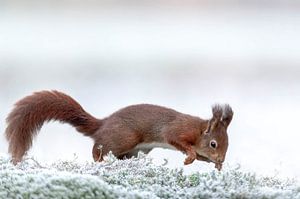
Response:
[4, 90, 233, 170]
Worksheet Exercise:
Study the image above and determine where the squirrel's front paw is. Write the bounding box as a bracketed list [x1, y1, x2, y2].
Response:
[184, 155, 196, 165]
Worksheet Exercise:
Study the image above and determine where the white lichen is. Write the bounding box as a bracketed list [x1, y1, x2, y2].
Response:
[0, 154, 299, 199]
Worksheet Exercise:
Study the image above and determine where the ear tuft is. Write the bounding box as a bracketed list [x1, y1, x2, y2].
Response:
[212, 104, 233, 127]
[222, 104, 233, 127]
[212, 104, 223, 120]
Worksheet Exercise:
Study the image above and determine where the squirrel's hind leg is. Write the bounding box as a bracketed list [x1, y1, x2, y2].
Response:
[92, 143, 106, 162]
[92, 128, 142, 162]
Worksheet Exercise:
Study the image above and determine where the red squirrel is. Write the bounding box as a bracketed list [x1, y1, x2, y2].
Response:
[5, 90, 233, 170]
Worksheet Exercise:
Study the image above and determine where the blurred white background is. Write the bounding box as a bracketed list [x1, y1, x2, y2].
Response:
[1, 0, 300, 179]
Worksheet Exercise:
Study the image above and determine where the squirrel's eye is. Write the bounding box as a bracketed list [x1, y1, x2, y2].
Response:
[210, 140, 217, 149]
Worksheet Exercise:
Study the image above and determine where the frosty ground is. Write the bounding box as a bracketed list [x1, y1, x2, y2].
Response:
[0, 153, 299, 199]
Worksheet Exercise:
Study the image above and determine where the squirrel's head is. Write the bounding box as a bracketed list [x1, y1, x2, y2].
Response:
[196, 104, 233, 165]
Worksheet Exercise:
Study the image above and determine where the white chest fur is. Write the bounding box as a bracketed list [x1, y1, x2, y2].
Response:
[134, 142, 176, 151]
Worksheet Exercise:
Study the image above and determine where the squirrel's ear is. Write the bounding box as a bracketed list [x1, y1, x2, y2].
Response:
[211, 104, 233, 128]
[206, 105, 223, 133]
[221, 104, 233, 128]
[212, 104, 223, 121]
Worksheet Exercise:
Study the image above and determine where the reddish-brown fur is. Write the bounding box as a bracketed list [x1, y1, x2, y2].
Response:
[5, 90, 233, 170]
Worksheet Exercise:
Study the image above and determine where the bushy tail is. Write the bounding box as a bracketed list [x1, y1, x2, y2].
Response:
[5, 90, 102, 164]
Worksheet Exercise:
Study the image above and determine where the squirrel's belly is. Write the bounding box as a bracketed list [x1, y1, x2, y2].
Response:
[134, 142, 176, 151]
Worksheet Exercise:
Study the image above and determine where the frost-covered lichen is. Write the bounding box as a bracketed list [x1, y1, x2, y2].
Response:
[0, 153, 299, 199]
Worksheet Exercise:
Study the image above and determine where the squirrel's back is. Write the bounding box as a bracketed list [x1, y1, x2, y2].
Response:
[100, 104, 202, 143]
[109, 104, 178, 130]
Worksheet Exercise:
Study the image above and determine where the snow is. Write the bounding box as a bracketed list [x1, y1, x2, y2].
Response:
[1, 153, 299, 199]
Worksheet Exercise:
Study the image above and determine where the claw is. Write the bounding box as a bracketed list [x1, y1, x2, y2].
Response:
[215, 163, 222, 171]
[96, 145, 103, 162]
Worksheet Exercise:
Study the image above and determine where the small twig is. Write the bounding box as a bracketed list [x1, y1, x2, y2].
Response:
[23, 157, 46, 169]
[162, 158, 168, 166]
